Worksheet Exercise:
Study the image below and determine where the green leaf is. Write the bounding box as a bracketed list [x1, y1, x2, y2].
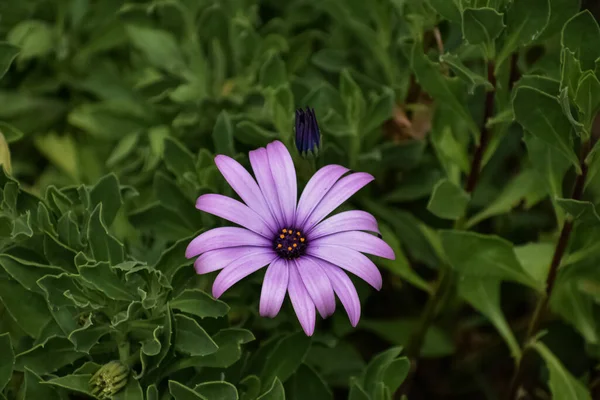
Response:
[194, 382, 239, 400]
[574, 72, 600, 133]
[257, 378, 285, 400]
[440, 53, 493, 94]
[0, 254, 62, 293]
[126, 25, 186, 75]
[288, 364, 332, 400]
[556, 199, 600, 224]
[312, 49, 349, 72]
[363, 88, 395, 133]
[537, 0, 581, 41]
[427, 178, 470, 220]
[523, 133, 571, 205]
[360, 346, 403, 396]
[532, 341, 592, 400]
[15, 336, 85, 375]
[428, 0, 461, 22]
[340, 69, 366, 126]
[559, 87, 585, 137]
[377, 224, 432, 293]
[164, 137, 196, 178]
[113, 378, 144, 400]
[173, 313, 219, 356]
[147, 385, 159, 400]
[0, 42, 19, 79]
[361, 320, 455, 358]
[0, 333, 14, 392]
[169, 380, 207, 400]
[7, 20, 54, 61]
[0, 121, 24, 143]
[261, 332, 311, 387]
[462, 8, 505, 49]
[408, 42, 479, 138]
[513, 86, 580, 172]
[458, 278, 521, 359]
[0, 276, 50, 338]
[170, 289, 230, 318]
[107, 132, 139, 167]
[43, 374, 93, 396]
[551, 281, 598, 344]
[212, 111, 235, 157]
[560, 48, 583, 100]
[496, 0, 550, 68]
[348, 382, 370, 400]
[381, 357, 411, 394]
[79, 262, 137, 301]
[86, 204, 124, 263]
[20, 368, 60, 400]
[89, 173, 122, 228]
[561, 10, 600, 71]
[68, 317, 111, 353]
[260, 54, 287, 89]
[466, 168, 544, 228]
[514, 242, 554, 284]
[235, 121, 278, 148]
[440, 231, 542, 290]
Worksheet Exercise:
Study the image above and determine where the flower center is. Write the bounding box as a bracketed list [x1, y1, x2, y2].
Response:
[273, 228, 307, 259]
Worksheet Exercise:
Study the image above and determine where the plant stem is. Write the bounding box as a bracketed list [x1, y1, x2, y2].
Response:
[506, 139, 592, 399]
[465, 61, 496, 193]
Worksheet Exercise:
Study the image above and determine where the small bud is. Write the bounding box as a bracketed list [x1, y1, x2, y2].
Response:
[294, 107, 320, 157]
[89, 360, 129, 399]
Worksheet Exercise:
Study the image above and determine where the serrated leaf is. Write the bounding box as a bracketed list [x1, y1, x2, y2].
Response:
[20, 368, 60, 400]
[574, 72, 600, 133]
[86, 204, 124, 264]
[89, 173, 122, 227]
[79, 262, 137, 301]
[440, 231, 542, 290]
[113, 378, 144, 400]
[0, 276, 50, 338]
[513, 86, 580, 172]
[556, 199, 600, 224]
[561, 10, 600, 71]
[458, 277, 521, 359]
[496, 0, 550, 68]
[427, 178, 470, 220]
[15, 336, 85, 375]
[428, 0, 461, 22]
[43, 374, 93, 396]
[0, 254, 62, 293]
[532, 341, 592, 400]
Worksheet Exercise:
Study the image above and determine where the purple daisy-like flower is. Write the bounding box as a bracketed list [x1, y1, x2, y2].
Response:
[185, 140, 395, 335]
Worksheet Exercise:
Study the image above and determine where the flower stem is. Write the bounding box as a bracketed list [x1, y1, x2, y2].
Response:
[506, 139, 592, 399]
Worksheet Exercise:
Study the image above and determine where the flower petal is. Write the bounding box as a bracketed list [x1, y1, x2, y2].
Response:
[316, 259, 361, 327]
[307, 210, 379, 240]
[306, 245, 382, 290]
[196, 194, 274, 237]
[302, 172, 374, 232]
[266, 141, 297, 227]
[295, 257, 336, 318]
[295, 165, 349, 229]
[312, 231, 395, 259]
[185, 227, 271, 258]
[259, 258, 289, 318]
[195, 246, 274, 274]
[214, 155, 277, 231]
[212, 252, 277, 298]
[288, 263, 316, 336]
[250, 147, 284, 228]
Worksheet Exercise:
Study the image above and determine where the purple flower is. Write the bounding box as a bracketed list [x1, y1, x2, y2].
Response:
[295, 108, 320, 155]
[185, 140, 394, 335]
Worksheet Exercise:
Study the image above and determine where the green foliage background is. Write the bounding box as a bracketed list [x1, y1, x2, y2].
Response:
[1, 0, 600, 399]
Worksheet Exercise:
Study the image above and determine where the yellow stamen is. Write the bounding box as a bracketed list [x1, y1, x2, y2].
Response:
[277, 244, 282, 248]
[280, 234, 285, 239]
[300, 238, 305, 242]
[282, 229, 287, 233]
[296, 231, 301, 236]
[287, 246, 292, 251]
[293, 243, 297, 248]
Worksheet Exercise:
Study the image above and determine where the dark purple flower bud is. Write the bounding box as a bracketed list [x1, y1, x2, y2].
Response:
[295, 107, 320, 156]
